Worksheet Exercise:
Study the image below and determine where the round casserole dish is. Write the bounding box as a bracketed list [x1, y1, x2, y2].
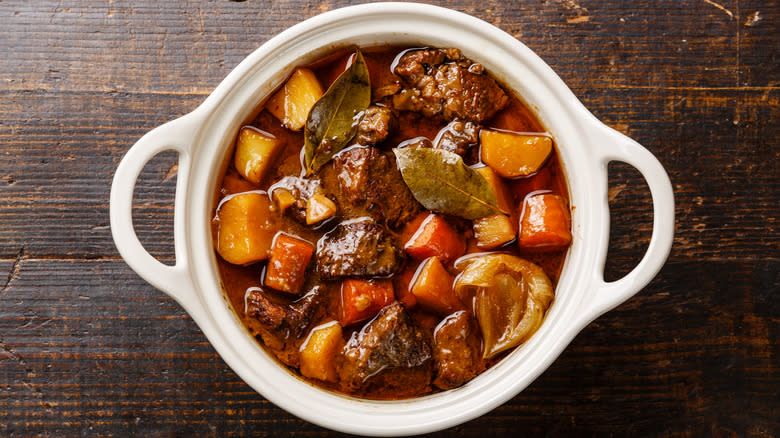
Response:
[110, 3, 674, 435]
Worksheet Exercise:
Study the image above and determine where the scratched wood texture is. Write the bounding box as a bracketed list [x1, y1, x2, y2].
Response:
[0, 0, 777, 436]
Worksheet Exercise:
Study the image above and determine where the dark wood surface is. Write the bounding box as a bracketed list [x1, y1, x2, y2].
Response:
[1, 0, 777, 436]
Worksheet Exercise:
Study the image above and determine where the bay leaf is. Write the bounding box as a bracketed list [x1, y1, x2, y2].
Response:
[304, 50, 370, 174]
[393, 147, 505, 220]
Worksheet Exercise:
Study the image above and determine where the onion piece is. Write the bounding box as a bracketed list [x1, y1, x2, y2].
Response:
[453, 254, 553, 358]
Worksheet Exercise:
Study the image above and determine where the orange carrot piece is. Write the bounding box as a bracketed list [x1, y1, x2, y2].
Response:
[393, 266, 418, 308]
[400, 212, 429, 244]
[264, 233, 315, 294]
[510, 164, 552, 201]
[475, 166, 513, 212]
[410, 257, 462, 316]
[518, 194, 572, 250]
[339, 279, 395, 326]
[404, 214, 465, 264]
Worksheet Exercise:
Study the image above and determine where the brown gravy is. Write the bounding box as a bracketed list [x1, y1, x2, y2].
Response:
[213, 46, 569, 399]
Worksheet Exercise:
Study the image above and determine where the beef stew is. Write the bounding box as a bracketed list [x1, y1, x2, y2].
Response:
[212, 46, 571, 399]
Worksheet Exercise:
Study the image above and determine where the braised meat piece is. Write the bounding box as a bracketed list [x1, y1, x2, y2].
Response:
[332, 146, 421, 228]
[373, 82, 401, 100]
[392, 48, 508, 123]
[356, 106, 395, 146]
[245, 285, 326, 367]
[432, 311, 484, 390]
[246, 286, 323, 339]
[339, 302, 432, 394]
[270, 176, 328, 225]
[398, 136, 433, 149]
[434, 120, 480, 157]
[316, 218, 404, 279]
[333, 147, 389, 202]
[393, 47, 462, 83]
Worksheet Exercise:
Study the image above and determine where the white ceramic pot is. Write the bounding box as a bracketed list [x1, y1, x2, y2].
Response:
[110, 3, 674, 435]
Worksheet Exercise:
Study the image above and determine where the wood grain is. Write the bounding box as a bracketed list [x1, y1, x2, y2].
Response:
[0, 0, 777, 436]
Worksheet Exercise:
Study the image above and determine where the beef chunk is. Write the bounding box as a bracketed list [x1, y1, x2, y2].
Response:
[432, 311, 484, 390]
[332, 146, 421, 228]
[246, 286, 323, 339]
[392, 48, 508, 123]
[393, 47, 462, 84]
[245, 285, 326, 367]
[434, 120, 480, 156]
[333, 147, 388, 202]
[316, 218, 404, 279]
[270, 176, 328, 224]
[373, 82, 401, 100]
[356, 106, 395, 146]
[398, 136, 433, 149]
[339, 302, 432, 394]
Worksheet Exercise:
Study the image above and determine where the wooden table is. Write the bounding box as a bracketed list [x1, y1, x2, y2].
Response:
[1, 1, 777, 436]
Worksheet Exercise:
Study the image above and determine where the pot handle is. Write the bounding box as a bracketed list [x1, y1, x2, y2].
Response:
[589, 125, 675, 317]
[110, 112, 200, 306]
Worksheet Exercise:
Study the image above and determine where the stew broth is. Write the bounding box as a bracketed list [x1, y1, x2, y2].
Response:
[213, 46, 570, 399]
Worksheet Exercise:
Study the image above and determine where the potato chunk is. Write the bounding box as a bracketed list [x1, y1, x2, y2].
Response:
[220, 169, 257, 195]
[480, 130, 552, 178]
[473, 213, 516, 249]
[271, 188, 296, 212]
[305, 194, 337, 225]
[265, 68, 323, 131]
[215, 192, 277, 265]
[234, 127, 284, 185]
[300, 321, 344, 383]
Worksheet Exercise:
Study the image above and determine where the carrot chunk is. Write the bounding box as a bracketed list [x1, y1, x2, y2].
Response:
[404, 214, 465, 264]
[393, 266, 418, 308]
[518, 194, 572, 250]
[480, 130, 552, 178]
[410, 257, 462, 316]
[510, 164, 552, 201]
[399, 212, 429, 245]
[475, 166, 513, 212]
[339, 279, 395, 326]
[264, 233, 315, 294]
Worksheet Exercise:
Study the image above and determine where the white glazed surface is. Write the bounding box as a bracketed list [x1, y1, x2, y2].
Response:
[110, 3, 674, 436]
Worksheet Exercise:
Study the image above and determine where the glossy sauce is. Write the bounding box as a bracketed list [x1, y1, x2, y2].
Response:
[214, 46, 570, 399]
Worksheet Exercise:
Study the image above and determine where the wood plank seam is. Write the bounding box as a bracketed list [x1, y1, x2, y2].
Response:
[2, 245, 25, 293]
